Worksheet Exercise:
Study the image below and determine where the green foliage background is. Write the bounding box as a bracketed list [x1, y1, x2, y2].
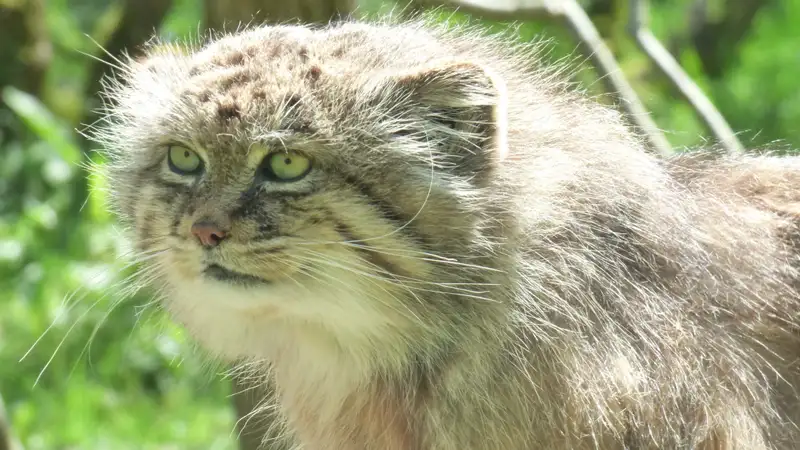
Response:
[0, 0, 797, 448]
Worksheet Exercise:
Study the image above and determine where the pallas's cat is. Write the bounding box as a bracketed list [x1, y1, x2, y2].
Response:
[92, 17, 800, 450]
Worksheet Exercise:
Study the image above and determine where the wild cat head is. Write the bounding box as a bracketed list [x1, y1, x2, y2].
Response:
[92, 21, 517, 346]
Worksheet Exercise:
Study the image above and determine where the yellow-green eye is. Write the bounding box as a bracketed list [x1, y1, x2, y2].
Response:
[167, 145, 203, 175]
[264, 151, 312, 181]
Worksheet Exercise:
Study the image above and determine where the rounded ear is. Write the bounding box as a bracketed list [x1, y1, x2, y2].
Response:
[385, 61, 510, 164]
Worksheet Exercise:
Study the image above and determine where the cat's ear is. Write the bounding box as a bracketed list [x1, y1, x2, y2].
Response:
[385, 61, 510, 163]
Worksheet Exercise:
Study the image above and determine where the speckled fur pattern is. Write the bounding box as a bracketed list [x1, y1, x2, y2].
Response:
[91, 15, 800, 450]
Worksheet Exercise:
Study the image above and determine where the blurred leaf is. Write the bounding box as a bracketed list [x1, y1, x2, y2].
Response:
[2, 86, 82, 165]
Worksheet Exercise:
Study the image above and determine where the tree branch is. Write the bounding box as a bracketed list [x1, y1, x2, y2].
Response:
[628, 0, 743, 153]
[0, 393, 22, 450]
[559, 0, 673, 156]
[414, 0, 674, 156]
[421, 0, 564, 19]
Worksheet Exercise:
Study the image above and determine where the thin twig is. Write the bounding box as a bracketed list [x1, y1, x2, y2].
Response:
[414, 0, 674, 156]
[559, 0, 673, 156]
[424, 0, 564, 19]
[628, 0, 744, 153]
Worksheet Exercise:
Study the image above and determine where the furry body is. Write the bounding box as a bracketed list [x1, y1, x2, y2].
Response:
[94, 18, 800, 449]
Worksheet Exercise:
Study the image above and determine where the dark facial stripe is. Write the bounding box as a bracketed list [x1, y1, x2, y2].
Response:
[231, 185, 315, 220]
[152, 180, 187, 206]
[332, 218, 408, 279]
[339, 174, 435, 252]
[121, 161, 165, 221]
[138, 153, 168, 175]
[233, 188, 309, 239]
[120, 177, 142, 220]
[153, 177, 192, 192]
[137, 208, 155, 251]
[340, 174, 414, 230]
[257, 217, 279, 236]
[204, 263, 269, 286]
[171, 192, 193, 234]
[169, 176, 205, 233]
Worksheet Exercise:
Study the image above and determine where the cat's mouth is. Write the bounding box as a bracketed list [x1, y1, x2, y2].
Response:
[203, 263, 270, 286]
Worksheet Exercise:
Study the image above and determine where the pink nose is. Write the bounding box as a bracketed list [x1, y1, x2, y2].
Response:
[191, 221, 228, 247]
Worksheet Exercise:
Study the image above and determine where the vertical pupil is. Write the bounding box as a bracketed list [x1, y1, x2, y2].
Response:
[184, 151, 190, 158]
[284, 158, 292, 165]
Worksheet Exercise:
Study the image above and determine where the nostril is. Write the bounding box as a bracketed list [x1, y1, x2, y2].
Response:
[191, 221, 228, 248]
